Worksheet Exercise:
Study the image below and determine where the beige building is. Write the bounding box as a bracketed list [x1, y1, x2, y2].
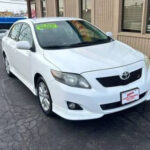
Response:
[27, 0, 150, 57]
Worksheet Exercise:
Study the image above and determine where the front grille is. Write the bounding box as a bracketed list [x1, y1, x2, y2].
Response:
[101, 92, 146, 110]
[97, 68, 142, 87]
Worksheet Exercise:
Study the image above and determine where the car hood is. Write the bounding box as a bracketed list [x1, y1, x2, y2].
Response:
[44, 40, 144, 74]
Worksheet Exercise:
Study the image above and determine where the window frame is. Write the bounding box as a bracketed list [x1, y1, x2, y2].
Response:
[111, 0, 150, 39]
[41, 0, 47, 17]
[146, 0, 150, 33]
[121, 0, 143, 33]
[56, 0, 65, 17]
[30, 0, 37, 18]
[80, 0, 92, 23]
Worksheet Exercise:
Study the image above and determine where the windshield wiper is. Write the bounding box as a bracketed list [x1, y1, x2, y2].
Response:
[42, 45, 69, 49]
[68, 42, 94, 47]
[92, 38, 113, 43]
[68, 39, 111, 48]
[42, 42, 92, 49]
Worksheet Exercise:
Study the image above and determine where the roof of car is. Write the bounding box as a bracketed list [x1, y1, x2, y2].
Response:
[18, 17, 83, 24]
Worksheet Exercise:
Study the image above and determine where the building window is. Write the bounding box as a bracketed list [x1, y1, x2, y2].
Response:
[81, 0, 91, 22]
[146, 0, 150, 33]
[122, 0, 143, 32]
[41, 0, 46, 17]
[57, 0, 64, 16]
[31, 1, 36, 18]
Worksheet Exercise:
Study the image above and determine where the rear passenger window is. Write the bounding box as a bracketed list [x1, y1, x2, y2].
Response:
[9, 24, 22, 41]
[18, 24, 33, 46]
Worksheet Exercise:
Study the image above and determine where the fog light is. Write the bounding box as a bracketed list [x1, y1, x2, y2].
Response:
[68, 102, 76, 109]
[67, 102, 83, 110]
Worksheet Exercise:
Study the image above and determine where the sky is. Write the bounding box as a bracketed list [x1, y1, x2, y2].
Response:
[0, 0, 27, 13]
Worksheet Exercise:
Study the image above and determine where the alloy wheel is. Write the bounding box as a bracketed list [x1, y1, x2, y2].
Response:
[5, 57, 10, 75]
[38, 81, 51, 112]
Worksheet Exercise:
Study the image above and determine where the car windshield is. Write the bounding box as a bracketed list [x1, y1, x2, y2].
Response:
[35, 20, 113, 49]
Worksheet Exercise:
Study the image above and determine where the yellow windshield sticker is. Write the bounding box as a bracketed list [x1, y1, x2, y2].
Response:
[36, 23, 58, 30]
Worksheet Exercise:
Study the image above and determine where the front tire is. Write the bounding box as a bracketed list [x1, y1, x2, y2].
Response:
[37, 77, 54, 116]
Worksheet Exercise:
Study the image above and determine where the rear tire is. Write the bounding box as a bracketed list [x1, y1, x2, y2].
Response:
[37, 77, 54, 117]
[4, 56, 13, 77]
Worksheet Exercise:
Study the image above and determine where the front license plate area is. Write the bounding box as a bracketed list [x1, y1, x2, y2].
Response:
[121, 88, 140, 105]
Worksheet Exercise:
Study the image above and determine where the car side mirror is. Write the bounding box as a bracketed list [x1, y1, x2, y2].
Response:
[16, 41, 32, 50]
[106, 32, 113, 38]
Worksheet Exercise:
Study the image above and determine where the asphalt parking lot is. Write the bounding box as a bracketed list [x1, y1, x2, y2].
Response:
[1, 41, 150, 150]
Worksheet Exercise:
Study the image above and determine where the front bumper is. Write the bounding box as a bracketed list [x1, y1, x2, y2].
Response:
[49, 80, 150, 120]
[53, 92, 149, 121]
[48, 61, 150, 120]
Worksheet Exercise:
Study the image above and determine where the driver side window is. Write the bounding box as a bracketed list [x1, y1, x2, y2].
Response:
[18, 23, 33, 46]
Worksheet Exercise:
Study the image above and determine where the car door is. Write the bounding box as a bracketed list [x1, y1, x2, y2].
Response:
[4, 23, 22, 69]
[15, 23, 34, 84]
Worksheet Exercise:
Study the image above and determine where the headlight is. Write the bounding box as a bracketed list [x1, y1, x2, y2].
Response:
[51, 70, 91, 89]
[144, 55, 150, 70]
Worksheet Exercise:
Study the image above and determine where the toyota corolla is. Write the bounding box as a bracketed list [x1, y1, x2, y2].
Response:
[2, 17, 150, 120]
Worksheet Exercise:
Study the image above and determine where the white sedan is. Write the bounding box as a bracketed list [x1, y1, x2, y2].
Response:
[2, 17, 150, 120]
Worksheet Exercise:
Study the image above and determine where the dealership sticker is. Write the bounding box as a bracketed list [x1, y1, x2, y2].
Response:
[36, 23, 58, 30]
[121, 88, 139, 105]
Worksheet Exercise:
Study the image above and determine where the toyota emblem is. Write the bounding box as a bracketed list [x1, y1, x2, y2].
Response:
[120, 72, 130, 80]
